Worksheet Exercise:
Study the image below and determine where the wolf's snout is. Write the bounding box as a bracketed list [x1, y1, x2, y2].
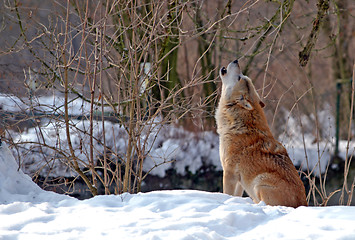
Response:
[232, 59, 240, 69]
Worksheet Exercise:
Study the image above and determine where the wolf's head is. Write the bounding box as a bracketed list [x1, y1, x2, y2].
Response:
[219, 59, 264, 110]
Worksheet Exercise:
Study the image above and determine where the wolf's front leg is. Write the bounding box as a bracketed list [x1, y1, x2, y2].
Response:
[223, 170, 241, 196]
[234, 182, 244, 196]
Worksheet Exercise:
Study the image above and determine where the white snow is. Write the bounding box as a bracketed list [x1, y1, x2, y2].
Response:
[10, 118, 221, 178]
[0, 142, 67, 204]
[0, 93, 110, 115]
[278, 106, 353, 176]
[1, 141, 355, 239]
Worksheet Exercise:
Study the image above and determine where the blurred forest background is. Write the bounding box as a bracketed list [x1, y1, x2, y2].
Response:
[0, 0, 354, 205]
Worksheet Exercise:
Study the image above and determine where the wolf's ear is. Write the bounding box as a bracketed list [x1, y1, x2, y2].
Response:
[243, 76, 265, 109]
[253, 89, 265, 108]
[237, 96, 254, 110]
[259, 100, 265, 108]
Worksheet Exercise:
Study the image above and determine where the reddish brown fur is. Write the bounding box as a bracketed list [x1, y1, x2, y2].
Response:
[216, 60, 307, 208]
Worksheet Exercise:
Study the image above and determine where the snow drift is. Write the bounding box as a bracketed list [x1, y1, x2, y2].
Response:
[1, 140, 355, 239]
[0, 142, 67, 204]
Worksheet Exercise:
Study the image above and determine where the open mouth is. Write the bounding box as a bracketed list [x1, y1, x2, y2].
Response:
[221, 67, 227, 76]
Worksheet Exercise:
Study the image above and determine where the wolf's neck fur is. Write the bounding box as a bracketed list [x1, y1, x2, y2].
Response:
[217, 96, 273, 139]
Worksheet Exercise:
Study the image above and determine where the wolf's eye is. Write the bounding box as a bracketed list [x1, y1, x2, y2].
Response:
[221, 67, 227, 76]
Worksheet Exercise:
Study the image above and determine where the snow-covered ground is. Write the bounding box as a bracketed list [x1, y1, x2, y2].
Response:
[1, 141, 355, 239]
